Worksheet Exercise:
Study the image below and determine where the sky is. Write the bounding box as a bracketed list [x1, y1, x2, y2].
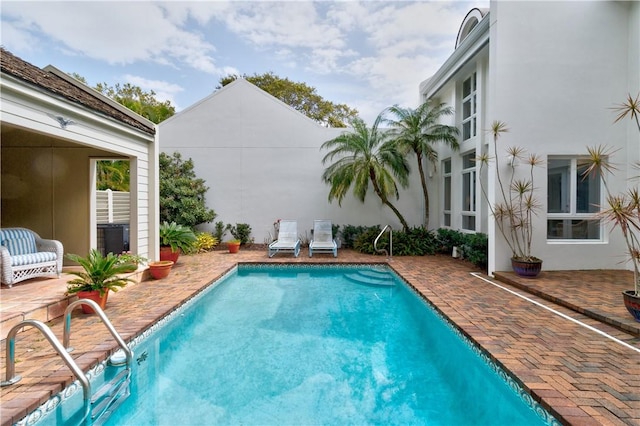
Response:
[1, 0, 488, 124]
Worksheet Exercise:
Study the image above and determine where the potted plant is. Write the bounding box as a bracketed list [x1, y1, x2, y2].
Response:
[583, 93, 640, 321]
[225, 223, 252, 253]
[116, 252, 147, 273]
[147, 260, 174, 279]
[227, 239, 241, 253]
[478, 121, 544, 277]
[66, 250, 134, 314]
[159, 221, 197, 263]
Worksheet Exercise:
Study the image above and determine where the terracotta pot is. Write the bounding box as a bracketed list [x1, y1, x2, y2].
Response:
[160, 246, 180, 263]
[622, 290, 640, 322]
[148, 260, 174, 279]
[77, 290, 109, 314]
[227, 241, 241, 253]
[511, 257, 542, 278]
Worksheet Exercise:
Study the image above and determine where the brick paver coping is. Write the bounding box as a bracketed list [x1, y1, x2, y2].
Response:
[1, 249, 639, 425]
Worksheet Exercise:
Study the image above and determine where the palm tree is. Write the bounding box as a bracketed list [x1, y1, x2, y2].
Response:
[386, 100, 459, 228]
[321, 115, 411, 231]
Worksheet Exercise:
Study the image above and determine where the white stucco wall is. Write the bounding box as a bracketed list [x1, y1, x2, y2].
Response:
[489, 0, 638, 272]
[159, 79, 423, 243]
[422, 1, 639, 273]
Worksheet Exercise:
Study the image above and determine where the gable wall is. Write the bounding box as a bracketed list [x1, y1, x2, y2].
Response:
[160, 81, 424, 243]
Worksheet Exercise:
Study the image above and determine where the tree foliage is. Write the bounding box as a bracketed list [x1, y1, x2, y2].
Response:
[219, 72, 358, 127]
[159, 152, 217, 228]
[95, 82, 175, 124]
[321, 115, 411, 231]
[96, 160, 130, 191]
[386, 100, 459, 228]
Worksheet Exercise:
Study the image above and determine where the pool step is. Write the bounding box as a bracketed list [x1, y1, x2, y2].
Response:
[345, 270, 395, 287]
[92, 368, 131, 426]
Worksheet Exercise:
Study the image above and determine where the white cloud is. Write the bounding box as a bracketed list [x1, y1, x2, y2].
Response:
[1, 1, 220, 73]
[123, 74, 184, 108]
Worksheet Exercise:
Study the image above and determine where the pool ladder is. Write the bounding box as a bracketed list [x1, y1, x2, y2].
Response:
[374, 225, 393, 259]
[1, 299, 133, 426]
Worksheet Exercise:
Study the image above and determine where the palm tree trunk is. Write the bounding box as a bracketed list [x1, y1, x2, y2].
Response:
[416, 153, 430, 228]
[369, 170, 410, 231]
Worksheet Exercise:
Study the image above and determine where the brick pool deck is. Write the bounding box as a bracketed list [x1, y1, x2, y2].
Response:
[1, 249, 639, 425]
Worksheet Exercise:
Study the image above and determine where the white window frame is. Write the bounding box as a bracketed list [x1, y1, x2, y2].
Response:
[461, 151, 476, 231]
[461, 72, 477, 141]
[547, 156, 602, 241]
[442, 158, 452, 227]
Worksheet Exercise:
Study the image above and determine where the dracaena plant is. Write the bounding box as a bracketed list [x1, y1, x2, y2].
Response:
[583, 93, 640, 296]
[478, 121, 543, 262]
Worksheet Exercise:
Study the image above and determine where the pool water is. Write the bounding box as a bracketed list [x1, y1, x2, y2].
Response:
[35, 265, 556, 425]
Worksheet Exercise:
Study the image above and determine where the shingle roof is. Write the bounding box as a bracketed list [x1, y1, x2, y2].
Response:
[0, 48, 155, 135]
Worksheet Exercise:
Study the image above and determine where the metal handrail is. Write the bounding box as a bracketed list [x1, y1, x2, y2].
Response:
[63, 299, 133, 370]
[1, 319, 92, 423]
[374, 225, 393, 259]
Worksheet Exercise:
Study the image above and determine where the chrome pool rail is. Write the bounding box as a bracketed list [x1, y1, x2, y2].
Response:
[374, 224, 393, 259]
[2, 298, 133, 426]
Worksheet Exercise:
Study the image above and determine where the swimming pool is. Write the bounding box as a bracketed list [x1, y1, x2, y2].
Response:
[28, 264, 558, 425]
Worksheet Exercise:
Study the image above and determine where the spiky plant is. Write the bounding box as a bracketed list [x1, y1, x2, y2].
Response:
[477, 121, 543, 262]
[66, 250, 134, 297]
[583, 94, 640, 297]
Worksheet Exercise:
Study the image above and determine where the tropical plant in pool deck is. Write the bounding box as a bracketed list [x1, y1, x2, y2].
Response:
[321, 115, 411, 231]
[386, 100, 460, 228]
[478, 121, 544, 277]
[159, 221, 197, 263]
[583, 93, 640, 320]
[66, 250, 134, 313]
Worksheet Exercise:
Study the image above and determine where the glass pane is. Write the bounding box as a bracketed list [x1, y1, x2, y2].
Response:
[444, 176, 451, 210]
[462, 215, 476, 231]
[547, 159, 570, 213]
[547, 219, 601, 240]
[444, 213, 451, 227]
[472, 72, 476, 90]
[443, 159, 451, 174]
[463, 77, 471, 97]
[576, 160, 600, 213]
[471, 171, 476, 211]
[462, 172, 471, 211]
[463, 152, 475, 169]
[463, 100, 471, 119]
[463, 121, 470, 140]
[472, 117, 476, 137]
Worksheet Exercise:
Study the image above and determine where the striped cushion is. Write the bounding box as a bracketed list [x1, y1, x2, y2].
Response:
[0, 229, 37, 256]
[10, 252, 57, 267]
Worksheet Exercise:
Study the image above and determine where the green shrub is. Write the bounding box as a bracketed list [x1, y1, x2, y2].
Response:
[213, 221, 227, 242]
[352, 226, 383, 254]
[392, 227, 439, 256]
[160, 152, 216, 227]
[436, 228, 466, 254]
[194, 232, 219, 253]
[341, 225, 372, 248]
[462, 232, 488, 270]
[226, 223, 253, 245]
[160, 221, 197, 253]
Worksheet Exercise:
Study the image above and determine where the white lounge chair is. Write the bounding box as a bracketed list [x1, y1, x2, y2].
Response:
[268, 220, 301, 257]
[309, 220, 337, 257]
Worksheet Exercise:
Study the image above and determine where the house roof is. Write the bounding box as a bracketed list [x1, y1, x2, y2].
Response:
[0, 48, 155, 135]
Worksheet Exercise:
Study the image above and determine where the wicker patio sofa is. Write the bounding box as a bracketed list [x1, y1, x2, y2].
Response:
[0, 227, 63, 287]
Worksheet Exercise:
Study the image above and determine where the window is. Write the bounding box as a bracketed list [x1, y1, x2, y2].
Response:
[461, 152, 476, 230]
[443, 159, 452, 227]
[547, 157, 601, 240]
[462, 73, 477, 141]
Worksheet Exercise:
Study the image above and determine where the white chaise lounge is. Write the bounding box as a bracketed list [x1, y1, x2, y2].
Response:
[309, 220, 337, 257]
[0, 227, 63, 287]
[268, 220, 301, 258]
